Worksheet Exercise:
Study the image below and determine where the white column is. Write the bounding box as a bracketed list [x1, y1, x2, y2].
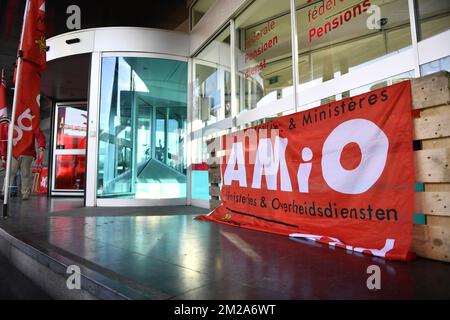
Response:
[186, 58, 194, 206]
[290, 0, 300, 112]
[85, 52, 102, 207]
[408, 0, 421, 77]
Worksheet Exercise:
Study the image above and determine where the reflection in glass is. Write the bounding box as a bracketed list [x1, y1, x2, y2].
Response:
[421, 56, 450, 75]
[56, 107, 87, 150]
[97, 57, 188, 200]
[417, 0, 450, 40]
[194, 27, 231, 129]
[192, 28, 231, 201]
[296, 0, 412, 96]
[235, 0, 293, 114]
[55, 155, 86, 190]
[54, 106, 87, 191]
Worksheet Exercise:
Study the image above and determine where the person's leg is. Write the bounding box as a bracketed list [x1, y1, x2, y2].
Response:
[19, 156, 33, 200]
[11, 172, 19, 196]
[0, 169, 5, 196]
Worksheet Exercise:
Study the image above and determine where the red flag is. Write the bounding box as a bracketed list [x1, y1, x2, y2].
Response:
[21, 0, 47, 70]
[13, 0, 46, 159]
[0, 69, 7, 118]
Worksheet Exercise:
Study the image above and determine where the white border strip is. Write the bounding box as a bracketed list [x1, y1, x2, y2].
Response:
[96, 198, 187, 207]
[418, 29, 450, 66]
[85, 52, 102, 207]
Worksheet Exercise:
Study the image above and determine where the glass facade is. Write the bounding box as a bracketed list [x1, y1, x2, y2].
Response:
[417, 0, 450, 40]
[63, 0, 449, 207]
[296, 0, 412, 103]
[191, 28, 232, 201]
[183, 0, 449, 207]
[421, 56, 450, 75]
[235, 0, 293, 116]
[193, 28, 232, 129]
[97, 56, 188, 200]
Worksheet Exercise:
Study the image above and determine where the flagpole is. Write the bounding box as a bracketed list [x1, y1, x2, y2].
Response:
[2, 0, 31, 219]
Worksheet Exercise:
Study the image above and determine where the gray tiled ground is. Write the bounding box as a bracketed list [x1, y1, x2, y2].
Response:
[0, 253, 51, 300]
[0, 196, 449, 300]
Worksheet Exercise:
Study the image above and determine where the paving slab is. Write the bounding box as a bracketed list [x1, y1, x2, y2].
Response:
[0, 197, 449, 300]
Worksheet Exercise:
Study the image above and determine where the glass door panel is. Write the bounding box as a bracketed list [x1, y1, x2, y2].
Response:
[54, 155, 86, 190]
[167, 107, 187, 174]
[97, 57, 133, 197]
[52, 103, 87, 195]
[135, 105, 187, 199]
[97, 56, 188, 201]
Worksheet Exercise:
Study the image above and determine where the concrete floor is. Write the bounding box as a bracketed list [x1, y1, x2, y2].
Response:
[0, 196, 450, 299]
[0, 252, 51, 300]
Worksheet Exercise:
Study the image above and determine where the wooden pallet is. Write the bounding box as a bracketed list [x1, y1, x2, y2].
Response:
[207, 138, 222, 210]
[207, 71, 450, 263]
[412, 71, 450, 262]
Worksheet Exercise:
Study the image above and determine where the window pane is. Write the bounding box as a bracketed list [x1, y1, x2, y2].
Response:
[387, 26, 412, 53]
[349, 70, 415, 96]
[191, 137, 210, 201]
[235, 0, 293, 114]
[417, 0, 450, 40]
[194, 27, 231, 131]
[55, 155, 86, 190]
[421, 56, 450, 75]
[296, 0, 411, 95]
[98, 57, 133, 197]
[54, 106, 87, 191]
[97, 57, 187, 200]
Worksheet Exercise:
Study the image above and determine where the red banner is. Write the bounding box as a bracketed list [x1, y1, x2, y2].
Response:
[198, 81, 415, 261]
[21, 0, 47, 71]
[13, 0, 46, 159]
